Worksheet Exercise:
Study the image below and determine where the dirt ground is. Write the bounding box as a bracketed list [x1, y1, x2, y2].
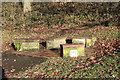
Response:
[2, 52, 47, 77]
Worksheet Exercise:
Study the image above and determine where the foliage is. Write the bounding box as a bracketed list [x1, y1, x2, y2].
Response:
[5, 38, 120, 78]
[2, 2, 120, 79]
[2, 2, 119, 30]
[93, 38, 120, 56]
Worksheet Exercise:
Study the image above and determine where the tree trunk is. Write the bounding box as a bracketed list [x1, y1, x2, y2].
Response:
[23, 0, 31, 13]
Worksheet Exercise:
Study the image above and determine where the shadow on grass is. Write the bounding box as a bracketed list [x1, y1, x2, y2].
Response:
[82, 23, 100, 28]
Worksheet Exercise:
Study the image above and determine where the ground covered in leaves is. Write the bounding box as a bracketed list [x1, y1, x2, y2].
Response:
[2, 26, 119, 52]
[1, 2, 120, 79]
[3, 38, 120, 79]
[6, 52, 120, 78]
[2, 23, 120, 79]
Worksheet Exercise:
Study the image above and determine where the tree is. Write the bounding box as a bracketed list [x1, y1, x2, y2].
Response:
[22, 0, 31, 13]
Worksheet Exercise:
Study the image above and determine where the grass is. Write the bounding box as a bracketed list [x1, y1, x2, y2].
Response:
[82, 55, 119, 78]
[11, 53, 120, 78]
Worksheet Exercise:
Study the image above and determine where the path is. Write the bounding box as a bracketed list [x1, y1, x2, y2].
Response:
[2, 53, 47, 75]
